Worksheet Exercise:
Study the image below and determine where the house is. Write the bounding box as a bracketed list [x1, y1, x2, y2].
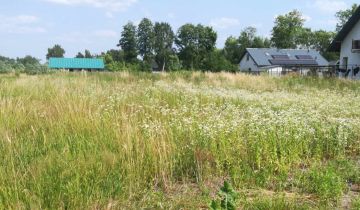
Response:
[239, 48, 329, 76]
[48, 58, 105, 71]
[329, 6, 360, 78]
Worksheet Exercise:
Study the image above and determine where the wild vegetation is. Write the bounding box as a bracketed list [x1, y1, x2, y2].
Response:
[0, 71, 359, 209]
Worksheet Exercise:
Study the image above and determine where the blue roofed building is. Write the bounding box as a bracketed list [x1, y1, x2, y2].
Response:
[48, 58, 105, 71]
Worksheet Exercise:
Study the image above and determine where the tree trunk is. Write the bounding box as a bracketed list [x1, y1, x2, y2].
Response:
[162, 58, 166, 72]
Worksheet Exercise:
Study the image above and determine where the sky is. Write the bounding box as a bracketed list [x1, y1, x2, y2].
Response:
[0, 0, 357, 62]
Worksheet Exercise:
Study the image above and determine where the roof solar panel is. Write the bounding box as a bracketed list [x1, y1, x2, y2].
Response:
[269, 59, 318, 66]
[272, 55, 290, 60]
[295, 55, 313, 60]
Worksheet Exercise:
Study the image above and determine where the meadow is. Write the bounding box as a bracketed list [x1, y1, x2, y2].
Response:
[0, 71, 360, 209]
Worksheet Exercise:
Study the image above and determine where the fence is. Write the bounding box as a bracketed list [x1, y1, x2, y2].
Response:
[244, 65, 360, 79]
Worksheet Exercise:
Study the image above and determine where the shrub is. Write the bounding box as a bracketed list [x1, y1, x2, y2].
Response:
[210, 181, 239, 210]
[0, 61, 13, 74]
[24, 64, 51, 75]
[297, 165, 345, 202]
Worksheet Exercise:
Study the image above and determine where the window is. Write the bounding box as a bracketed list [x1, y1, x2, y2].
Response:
[246, 54, 250, 61]
[352, 40, 360, 51]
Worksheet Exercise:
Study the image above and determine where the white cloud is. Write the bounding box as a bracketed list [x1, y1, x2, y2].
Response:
[0, 15, 46, 34]
[210, 17, 240, 29]
[45, 0, 137, 12]
[310, 0, 347, 13]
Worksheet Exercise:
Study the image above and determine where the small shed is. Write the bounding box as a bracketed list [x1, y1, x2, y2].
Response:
[48, 58, 105, 71]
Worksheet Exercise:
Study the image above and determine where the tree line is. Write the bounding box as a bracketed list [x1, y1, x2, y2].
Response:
[1, 4, 357, 73]
[105, 4, 356, 72]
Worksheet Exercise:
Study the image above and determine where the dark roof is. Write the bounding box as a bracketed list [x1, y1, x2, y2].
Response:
[269, 59, 318, 66]
[329, 6, 360, 52]
[49, 58, 105, 69]
[241, 48, 328, 67]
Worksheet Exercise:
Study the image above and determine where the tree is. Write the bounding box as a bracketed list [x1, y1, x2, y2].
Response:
[202, 49, 237, 72]
[271, 10, 305, 48]
[175, 24, 217, 69]
[197, 25, 217, 69]
[137, 18, 155, 62]
[16, 55, 40, 66]
[118, 22, 138, 63]
[223, 36, 242, 64]
[175, 24, 198, 69]
[335, 4, 358, 32]
[154, 22, 175, 71]
[75, 52, 85, 58]
[106, 49, 124, 62]
[238, 27, 257, 49]
[84, 50, 92, 58]
[297, 27, 313, 49]
[311, 30, 338, 61]
[46, 44, 65, 60]
[223, 27, 270, 65]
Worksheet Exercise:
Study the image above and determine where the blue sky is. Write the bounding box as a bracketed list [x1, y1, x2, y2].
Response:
[0, 0, 357, 62]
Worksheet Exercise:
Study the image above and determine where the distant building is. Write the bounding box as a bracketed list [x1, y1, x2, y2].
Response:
[329, 6, 360, 79]
[239, 48, 329, 76]
[48, 58, 105, 71]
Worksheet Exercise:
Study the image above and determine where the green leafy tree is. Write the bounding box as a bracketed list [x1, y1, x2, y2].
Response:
[154, 22, 175, 71]
[75, 52, 85, 58]
[223, 36, 242, 64]
[202, 49, 237, 72]
[239, 27, 271, 50]
[197, 25, 217, 69]
[46, 44, 65, 60]
[238, 27, 257, 48]
[271, 10, 305, 48]
[175, 24, 217, 70]
[335, 4, 359, 32]
[17, 55, 40, 66]
[118, 22, 138, 63]
[311, 30, 338, 61]
[84, 50, 92, 58]
[175, 24, 198, 69]
[137, 18, 155, 63]
[223, 27, 270, 65]
[297, 27, 313, 48]
[106, 49, 124, 62]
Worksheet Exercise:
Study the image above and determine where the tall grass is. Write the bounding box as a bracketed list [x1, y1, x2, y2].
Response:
[0, 72, 359, 209]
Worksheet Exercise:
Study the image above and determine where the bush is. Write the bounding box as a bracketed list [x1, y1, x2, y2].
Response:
[352, 197, 360, 210]
[202, 50, 238, 72]
[210, 181, 239, 210]
[24, 64, 51, 75]
[0, 61, 13, 74]
[297, 164, 345, 202]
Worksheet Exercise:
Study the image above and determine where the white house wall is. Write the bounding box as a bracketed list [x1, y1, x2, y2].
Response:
[239, 53, 259, 71]
[340, 20, 360, 68]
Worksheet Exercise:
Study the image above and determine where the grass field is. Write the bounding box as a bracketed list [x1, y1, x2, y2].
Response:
[0, 71, 360, 209]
